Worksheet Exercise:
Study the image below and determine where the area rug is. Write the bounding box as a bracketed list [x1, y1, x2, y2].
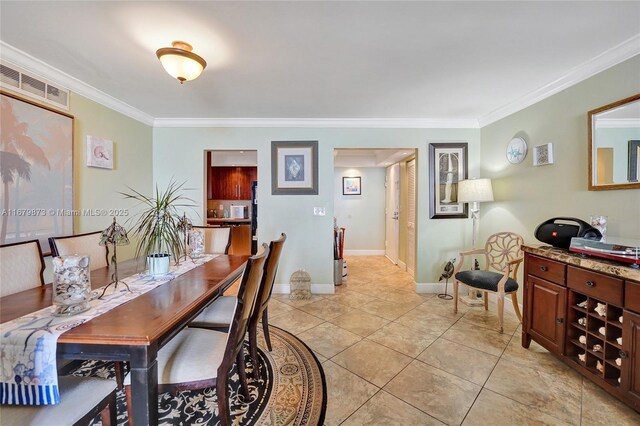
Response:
[75, 325, 326, 425]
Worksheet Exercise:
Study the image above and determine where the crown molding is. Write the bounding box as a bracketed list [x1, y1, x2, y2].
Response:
[153, 117, 480, 128]
[478, 34, 640, 127]
[0, 42, 155, 126]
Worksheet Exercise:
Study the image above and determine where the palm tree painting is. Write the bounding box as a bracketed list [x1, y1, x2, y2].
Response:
[0, 93, 73, 248]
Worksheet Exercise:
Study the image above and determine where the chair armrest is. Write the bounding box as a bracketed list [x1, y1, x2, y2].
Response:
[497, 257, 524, 292]
[453, 249, 486, 276]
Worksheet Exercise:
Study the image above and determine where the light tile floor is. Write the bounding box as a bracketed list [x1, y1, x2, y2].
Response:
[268, 256, 640, 426]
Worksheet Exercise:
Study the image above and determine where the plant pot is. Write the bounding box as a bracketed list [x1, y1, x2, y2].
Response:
[147, 253, 171, 276]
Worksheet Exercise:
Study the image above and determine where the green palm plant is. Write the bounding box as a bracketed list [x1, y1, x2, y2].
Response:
[121, 181, 195, 265]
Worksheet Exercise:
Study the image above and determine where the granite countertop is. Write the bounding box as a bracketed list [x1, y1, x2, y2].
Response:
[523, 244, 640, 281]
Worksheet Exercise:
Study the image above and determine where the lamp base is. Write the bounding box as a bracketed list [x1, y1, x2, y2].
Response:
[459, 291, 484, 307]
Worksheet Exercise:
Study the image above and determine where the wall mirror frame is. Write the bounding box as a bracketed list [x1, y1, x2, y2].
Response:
[588, 93, 640, 191]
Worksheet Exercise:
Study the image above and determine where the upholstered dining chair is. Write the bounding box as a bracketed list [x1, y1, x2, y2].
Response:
[453, 231, 524, 333]
[0, 375, 117, 426]
[49, 231, 108, 271]
[0, 239, 45, 297]
[193, 225, 232, 254]
[191, 233, 286, 378]
[124, 244, 269, 426]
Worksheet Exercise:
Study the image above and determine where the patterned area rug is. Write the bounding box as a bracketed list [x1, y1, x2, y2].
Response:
[75, 326, 326, 425]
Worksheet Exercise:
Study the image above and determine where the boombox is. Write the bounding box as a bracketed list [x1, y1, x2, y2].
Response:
[534, 217, 602, 249]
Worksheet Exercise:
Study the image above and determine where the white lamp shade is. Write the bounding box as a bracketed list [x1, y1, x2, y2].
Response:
[158, 53, 205, 82]
[458, 178, 494, 203]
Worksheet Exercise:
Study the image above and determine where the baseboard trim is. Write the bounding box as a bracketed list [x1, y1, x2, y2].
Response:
[272, 283, 336, 295]
[344, 250, 385, 256]
[397, 260, 407, 271]
[416, 282, 447, 293]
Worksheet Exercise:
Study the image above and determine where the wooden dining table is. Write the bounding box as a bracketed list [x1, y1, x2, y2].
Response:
[0, 254, 249, 426]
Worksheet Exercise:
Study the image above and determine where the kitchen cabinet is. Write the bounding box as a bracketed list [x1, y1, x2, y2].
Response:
[207, 162, 257, 200]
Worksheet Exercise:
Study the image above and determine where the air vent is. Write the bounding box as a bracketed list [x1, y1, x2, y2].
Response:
[0, 61, 69, 110]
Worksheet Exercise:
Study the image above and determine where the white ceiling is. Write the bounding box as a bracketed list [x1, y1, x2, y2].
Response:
[1, 1, 639, 126]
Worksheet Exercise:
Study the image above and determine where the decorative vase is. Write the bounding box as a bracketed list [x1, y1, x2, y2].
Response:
[188, 229, 204, 259]
[148, 253, 171, 276]
[52, 255, 91, 316]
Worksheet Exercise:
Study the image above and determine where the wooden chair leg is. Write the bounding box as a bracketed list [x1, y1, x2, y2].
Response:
[497, 293, 505, 334]
[125, 385, 133, 426]
[114, 361, 125, 389]
[217, 373, 231, 426]
[262, 308, 272, 352]
[248, 318, 260, 380]
[511, 292, 523, 323]
[453, 280, 459, 314]
[100, 391, 117, 426]
[236, 350, 250, 400]
[483, 292, 489, 310]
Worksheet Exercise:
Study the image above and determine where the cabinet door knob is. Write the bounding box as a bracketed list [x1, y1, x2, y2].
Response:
[540, 266, 548, 272]
[619, 350, 627, 359]
[585, 281, 595, 287]
[556, 318, 564, 324]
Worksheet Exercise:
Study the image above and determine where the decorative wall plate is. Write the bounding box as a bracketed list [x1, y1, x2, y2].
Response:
[506, 137, 527, 164]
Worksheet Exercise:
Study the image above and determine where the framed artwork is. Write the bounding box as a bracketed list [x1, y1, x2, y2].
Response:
[0, 91, 74, 253]
[86, 135, 113, 169]
[628, 140, 640, 182]
[342, 176, 361, 195]
[533, 143, 554, 166]
[429, 142, 468, 219]
[271, 140, 318, 195]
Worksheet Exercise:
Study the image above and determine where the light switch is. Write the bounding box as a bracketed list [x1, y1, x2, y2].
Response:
[313, 207, 326, 216]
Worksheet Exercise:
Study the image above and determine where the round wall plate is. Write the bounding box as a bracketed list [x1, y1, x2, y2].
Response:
[506, 137, 527, 164]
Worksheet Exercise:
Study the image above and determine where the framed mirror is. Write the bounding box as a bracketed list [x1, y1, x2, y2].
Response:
[588, 94, 640, 190]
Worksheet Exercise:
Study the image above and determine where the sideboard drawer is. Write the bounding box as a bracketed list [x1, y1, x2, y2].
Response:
[567, 266, 623, 305]
[527, 255, 566, 285]
[626, 280, 640, 313]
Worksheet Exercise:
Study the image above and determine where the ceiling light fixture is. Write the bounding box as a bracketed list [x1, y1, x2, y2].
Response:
[156, 41, 207, 84]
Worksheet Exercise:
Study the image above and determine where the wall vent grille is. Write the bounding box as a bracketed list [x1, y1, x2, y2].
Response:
[0, 61, 69, 110]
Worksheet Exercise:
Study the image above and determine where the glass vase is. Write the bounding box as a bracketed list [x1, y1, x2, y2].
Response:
[188, 229, 205, 259]
[52, 255, 91, 316]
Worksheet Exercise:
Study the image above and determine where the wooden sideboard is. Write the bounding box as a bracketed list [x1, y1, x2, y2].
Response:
[522, 245, 640, 412]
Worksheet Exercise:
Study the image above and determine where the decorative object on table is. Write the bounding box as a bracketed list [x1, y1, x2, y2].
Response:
[0, 92, 73, 250]
[86, 135, 113, 169]
[342, 176, 361, 195]
[121, 180, 196, 276]
[577, 300, 588, 308]
[617, 337, 623, 345]
[578, 353, 586, 362]
[593, 344, 603, 352]
[437, 258, 456, 300]
[579, 335, 587, 344]
[428, 143, 468, 219]
[156, 40, 207, 83]
[290, 269, 312, 300]
[96, 217, 131, 298]
[188, 228, 205, 260]
[578, 317, 587, 326]
[594, 302, 607, 317]
[271, 140, 318, 195]
[533, 143, 554, 166]
[598, 326, 606, 336]
[52, 255, 91, 316]
[177, 213, 193, 261]
[506, 137, 527, 164]
[456, 178, 494, 307]
[616, 357, 622, 366]
[589, 215, 607, 241]
[596, 360, 604, 373]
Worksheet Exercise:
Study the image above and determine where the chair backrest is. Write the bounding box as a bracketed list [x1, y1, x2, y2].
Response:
[194, 226, 231, 254]
[484, 232, 524, 277]
[228, 224, 251, 255]
[0, 239, 45, 297]
[49, 231, 108, 271]
[253, 233, 286, 322]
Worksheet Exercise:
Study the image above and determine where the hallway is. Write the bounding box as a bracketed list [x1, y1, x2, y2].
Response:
[269, 256, 640, 425]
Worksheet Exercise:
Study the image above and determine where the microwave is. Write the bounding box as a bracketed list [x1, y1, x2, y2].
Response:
[230, 205, 247, 219]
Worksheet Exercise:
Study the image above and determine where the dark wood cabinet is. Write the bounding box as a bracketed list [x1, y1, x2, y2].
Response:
[622, 310, 640, 408]
[524, 274, 566, 355]
[207, 162, 257, 200]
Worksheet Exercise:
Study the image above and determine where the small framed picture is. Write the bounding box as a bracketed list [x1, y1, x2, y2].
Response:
[86, 135, 113, 169]
[271, 141, 318, 195]
[342, 176, 361, 195]
[533, 143, 554, 166]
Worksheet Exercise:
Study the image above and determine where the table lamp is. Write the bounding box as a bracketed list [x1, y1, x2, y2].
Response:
[457, 178, 494, 306]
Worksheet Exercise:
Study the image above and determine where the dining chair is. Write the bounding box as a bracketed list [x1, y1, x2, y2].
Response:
[453, 231, 524, 333]
[49, 231, 109, 271]
[0, 239, 45, 297]
[193, 225, 232, 254]
[0, 375, 117, 426]
[124, 244, 269, 426]
[191, 234, 286, 378]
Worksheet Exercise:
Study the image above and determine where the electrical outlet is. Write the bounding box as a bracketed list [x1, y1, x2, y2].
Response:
[313, 207, 326, 216]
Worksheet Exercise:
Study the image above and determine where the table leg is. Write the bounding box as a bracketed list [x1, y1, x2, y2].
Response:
[129, 347, 158, 426]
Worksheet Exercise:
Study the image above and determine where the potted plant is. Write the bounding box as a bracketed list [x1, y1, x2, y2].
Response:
[121, 181, 195, 275]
